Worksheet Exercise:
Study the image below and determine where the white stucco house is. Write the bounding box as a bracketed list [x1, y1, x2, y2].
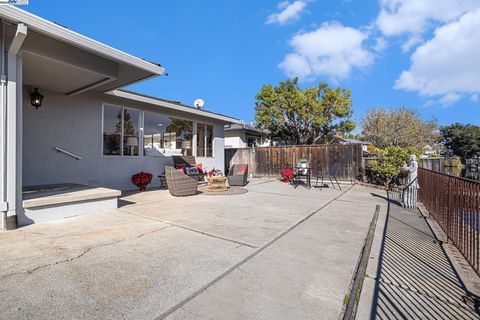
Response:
[0, 6, 240, 229]
[336, 137, 371, 153]
[224, 123, 271, 148]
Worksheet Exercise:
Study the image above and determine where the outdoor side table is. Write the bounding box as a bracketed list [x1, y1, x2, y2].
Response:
[206, 176, 228, 192]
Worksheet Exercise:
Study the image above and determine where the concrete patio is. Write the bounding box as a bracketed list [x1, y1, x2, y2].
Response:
[0, 179, 383, 320]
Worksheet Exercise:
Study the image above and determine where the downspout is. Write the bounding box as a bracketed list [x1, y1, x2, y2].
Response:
[0, 21, 8, 227]
[1, 22, 27, 230]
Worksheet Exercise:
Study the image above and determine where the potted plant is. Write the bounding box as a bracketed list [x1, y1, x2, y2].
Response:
[299, 159, 308, 175]
[208, 168, 222, 177]
[299, 159, 308, 168]
[131, 172, 153, 191]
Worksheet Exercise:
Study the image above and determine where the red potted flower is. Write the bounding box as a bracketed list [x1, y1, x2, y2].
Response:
[131, 172, 153, 191]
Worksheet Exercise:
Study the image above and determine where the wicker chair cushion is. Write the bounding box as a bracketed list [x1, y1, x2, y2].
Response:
[186, 167, 199, 174]
[176, 164, 186, 173]
[234, 165, 247, 175]
[191, 163, 203, 173]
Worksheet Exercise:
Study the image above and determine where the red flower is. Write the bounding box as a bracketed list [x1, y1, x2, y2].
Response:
[131, 172, 153, 187]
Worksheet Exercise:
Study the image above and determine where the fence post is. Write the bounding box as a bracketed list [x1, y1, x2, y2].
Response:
[292, 146, 296, 168]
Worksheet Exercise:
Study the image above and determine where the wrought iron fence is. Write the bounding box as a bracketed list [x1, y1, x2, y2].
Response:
[418, 168, 480, 275]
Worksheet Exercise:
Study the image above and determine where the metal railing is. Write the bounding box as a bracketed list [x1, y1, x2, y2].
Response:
[55, 147, 82, 160]
[388, 177, 418, 209]
[418, 168, 480, 275]
[402, 177, 418, 209]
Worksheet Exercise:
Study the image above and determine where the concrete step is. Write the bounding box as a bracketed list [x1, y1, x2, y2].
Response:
[19, 184, 121, 226]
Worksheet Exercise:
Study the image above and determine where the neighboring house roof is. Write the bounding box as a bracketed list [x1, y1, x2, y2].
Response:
[107, 89, 241, 124]
[337, 138, 371, 145]
[225, 123, 270, 134]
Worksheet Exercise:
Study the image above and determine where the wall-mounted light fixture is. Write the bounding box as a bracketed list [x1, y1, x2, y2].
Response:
[30, 88, 44, 109]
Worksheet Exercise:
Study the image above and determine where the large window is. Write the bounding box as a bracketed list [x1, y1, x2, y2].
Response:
[123, 108, 140, 156]
[143, 111, 193, 157]
[103, 105, 206, 158]
[197, 123, 205, 157]
[197, 123, 214, 157]
[206, 124, 213, 157]
[103, 105, 122, 156]
[103, 105, 140, 156]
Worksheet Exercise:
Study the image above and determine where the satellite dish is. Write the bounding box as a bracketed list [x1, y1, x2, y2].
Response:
[194, 99, 205, 109]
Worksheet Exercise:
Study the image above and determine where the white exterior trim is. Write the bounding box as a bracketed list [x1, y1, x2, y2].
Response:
[107, 90, 242, 125]
[0, 6, 165, 75]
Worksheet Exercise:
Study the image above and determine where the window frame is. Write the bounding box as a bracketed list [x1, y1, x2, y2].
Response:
[102, 104, 142, 158]
[143, 111, 194, 157]
[196, 122, 215, 158]
[102, 103, 214, 159]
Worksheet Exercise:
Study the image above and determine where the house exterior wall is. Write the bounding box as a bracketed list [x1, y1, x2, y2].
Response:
[225, 129, 271, 148]
[22, 89, 225, 190]
[225, 129, 247, 148]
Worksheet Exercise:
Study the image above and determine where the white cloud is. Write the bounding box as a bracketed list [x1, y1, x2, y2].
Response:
[471, 94, 479, 102]
[266, 1, 308, 25]
[439, 93, 462, 106]
[401, 35, 423, 53]
[279, 22, 373, 81]
[395, 9, 480, 104]
[376, 0, 480, 36]
[373, 37, 388, 53]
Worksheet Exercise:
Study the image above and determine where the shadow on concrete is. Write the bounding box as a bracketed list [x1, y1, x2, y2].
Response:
[370, 199, 480, 319]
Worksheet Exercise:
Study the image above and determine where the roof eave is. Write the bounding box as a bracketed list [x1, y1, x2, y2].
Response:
[106, 90, 242, 124]
[0, 6, 165, 76]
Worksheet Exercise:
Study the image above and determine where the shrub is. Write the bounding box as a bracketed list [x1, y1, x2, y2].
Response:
[445, 156, 462, 167]
[366, 146, 421, 186]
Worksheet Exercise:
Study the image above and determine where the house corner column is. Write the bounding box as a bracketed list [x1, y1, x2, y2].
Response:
[2, 23, 26, 230]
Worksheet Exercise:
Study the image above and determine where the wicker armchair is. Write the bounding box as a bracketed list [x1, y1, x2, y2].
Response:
[227, 164, 248, 186]
[165, 166, 198, 197]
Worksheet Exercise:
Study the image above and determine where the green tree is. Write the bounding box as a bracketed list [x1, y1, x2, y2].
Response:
[361, 107, 438, 148]
[115, 109, 136, 135]
[440, 123, 480, 159]
[367, 146, 422, 186]
[254, 78, 355, 145]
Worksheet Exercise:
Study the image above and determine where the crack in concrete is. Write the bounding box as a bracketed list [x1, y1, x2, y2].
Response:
[155, 184, 354, 320]
[0, 225, 172, 280]
[118, 209, 258, 249]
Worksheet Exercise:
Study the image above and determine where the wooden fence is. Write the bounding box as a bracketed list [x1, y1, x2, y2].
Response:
[421, 157, 445, 172]
[225, 144, 363, 181]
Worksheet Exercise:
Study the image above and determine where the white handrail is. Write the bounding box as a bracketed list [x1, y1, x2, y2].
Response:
[55, 147, 82, 160]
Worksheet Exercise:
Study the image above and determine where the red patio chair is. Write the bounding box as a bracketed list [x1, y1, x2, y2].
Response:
[280, 169, 295, 183]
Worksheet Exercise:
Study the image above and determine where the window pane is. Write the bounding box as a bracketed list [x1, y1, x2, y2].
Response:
[123, 108, 140, 156]
[247, 135, 259, 148]
[144, 112, 192, 157]
[197, 123, 205, 157]
[103, 105, 122, 156]
[166, 119, 193, 156]
[144, 111, 169, 156]
[206, 125, 213, 157]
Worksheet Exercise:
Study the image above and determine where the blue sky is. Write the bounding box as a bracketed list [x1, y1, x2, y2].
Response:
[24, 1, 480, 128]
